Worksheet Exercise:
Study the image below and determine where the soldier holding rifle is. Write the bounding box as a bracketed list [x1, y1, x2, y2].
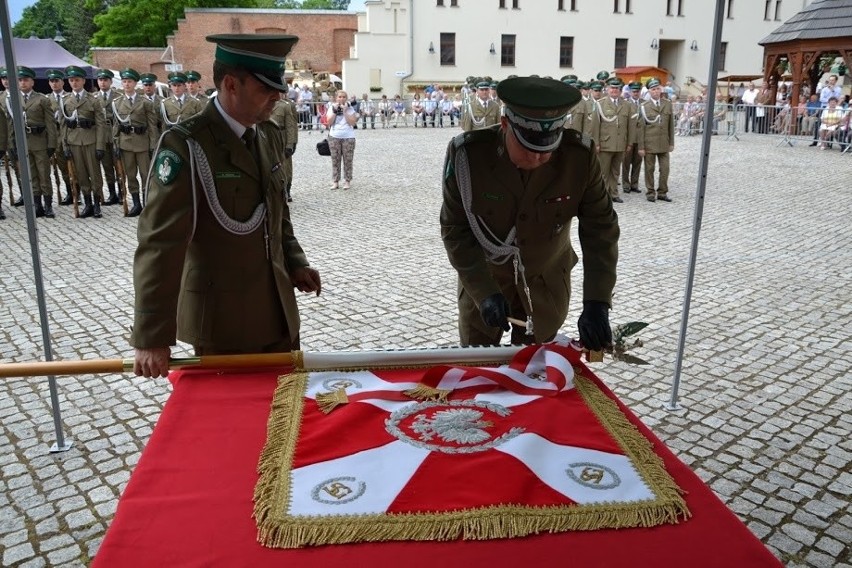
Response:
[111, 68, 159, 217]
[47, 68, 74, 206]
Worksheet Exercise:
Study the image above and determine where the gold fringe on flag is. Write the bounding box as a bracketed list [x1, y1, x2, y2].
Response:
[314, 388, 349, 414]
[253, 368, 690, 549]
[403, 384, 451, 402]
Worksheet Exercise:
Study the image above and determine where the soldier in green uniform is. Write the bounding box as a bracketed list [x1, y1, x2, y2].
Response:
[594, 77, 634, 203]
[159, 72, 204, 129]
[60, 65, 107, 218]
[637, 78, 674, 202]
[561, 75, 583, 132]
[186, 70, 209, 104]
[0, 68, 16, 214]
[8, 67, 58, 217]
[441, 76, 619, 349]
[112, 68, 159, 216]
[95, 69, 120, 206]
[461, 81, 501, 132]
[621, 81, 644, 194]
[132, 34, 322, 378]
[46, 69, 73, 206]
[140, 73, 160, 103]
[269, 93, 298, 202]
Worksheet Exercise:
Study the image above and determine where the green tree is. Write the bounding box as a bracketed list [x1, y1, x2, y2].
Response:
[12, 0, 100, 59]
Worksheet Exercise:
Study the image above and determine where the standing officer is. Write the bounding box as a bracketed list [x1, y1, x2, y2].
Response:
[132, 33, 322, 378]
[461, 80, 501, 132]
[621, 81, 644, 194]
[269, 93, 298, 202]
[0, 68, 17, 211]
[60, 65, 107, 218]
[95, 69, 120, 206]
[140, 73, 161, 103]
[8, 66, 58, 218]
[46, 69, 73, 206]
[112, 68, 159, 216]
[594, 77, 634, 203]
[159, 72, 203, 128]
[186, 70, 209, 104]
[637, 78, 674, 202]
[441, 76, 619, 349]
[561, 75, 583, 132]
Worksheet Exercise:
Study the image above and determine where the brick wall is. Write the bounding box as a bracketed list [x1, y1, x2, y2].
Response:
[90, 9, 356, 92]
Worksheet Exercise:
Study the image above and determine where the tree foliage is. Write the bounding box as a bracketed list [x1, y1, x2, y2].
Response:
[12, 0, 99, 59]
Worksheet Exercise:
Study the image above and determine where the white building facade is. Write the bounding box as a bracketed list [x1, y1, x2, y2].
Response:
[343, 0, 811, 96]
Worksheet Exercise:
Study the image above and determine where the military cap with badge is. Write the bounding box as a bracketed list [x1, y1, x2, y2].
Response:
[498, 76, 581, 153]
[47, 68, 65, 80]
[206, 33, 298, 92]
[140, 73, 157, 85]
[168, 71, 188, 84]
[120, 68, 141, 82]
[17, 66, 36, 79]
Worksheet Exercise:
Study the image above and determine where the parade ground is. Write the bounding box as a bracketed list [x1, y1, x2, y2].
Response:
[1, 127, 850, 566]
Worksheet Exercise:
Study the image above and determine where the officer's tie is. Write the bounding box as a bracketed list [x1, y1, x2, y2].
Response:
[242, 127, 259, 164]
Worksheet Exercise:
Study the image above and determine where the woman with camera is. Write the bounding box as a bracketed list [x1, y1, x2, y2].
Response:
[325, 90, 359, 189]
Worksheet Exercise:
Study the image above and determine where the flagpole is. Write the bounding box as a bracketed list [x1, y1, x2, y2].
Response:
[666, 0, 726, 411]
[0, 3, 71, 452]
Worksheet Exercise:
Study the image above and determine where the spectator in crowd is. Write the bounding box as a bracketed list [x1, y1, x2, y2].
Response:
[755, 83, 774, 134]
[392, 94, 407, 127]
[325, 90, 359, 189]
[805, 94, 823, 145]
[452, 94, 463, 120]
[818, 96, 843, 149]
[741, 82, 760, 133]
[359, 93, 376, 129]
[424, 92, 438, 127]
[712, 92, 727, 135]
[377, 94, 392, 128]
[440, 93, 457, 127]
[298, 84, 313, 129]
[819, 75, 842, 106]
[411, 93, 426, 127]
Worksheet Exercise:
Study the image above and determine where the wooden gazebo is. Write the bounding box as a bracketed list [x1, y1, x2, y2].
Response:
[759, 0, 852, 110]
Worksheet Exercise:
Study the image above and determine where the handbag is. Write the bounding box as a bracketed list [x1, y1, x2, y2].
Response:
[316, 138, 331, 156]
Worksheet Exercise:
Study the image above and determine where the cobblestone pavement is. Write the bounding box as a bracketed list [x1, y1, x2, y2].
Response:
[1, 125, 850, 567]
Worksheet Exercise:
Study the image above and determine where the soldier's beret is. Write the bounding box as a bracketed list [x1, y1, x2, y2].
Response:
[65, 66, 86, 79]
[629, 81, 643, 91]
[120, 68, 141, 81]
[140, 73, 157, 85]
[97, 68, 114, 79]
[186, 70, 201, 81]
[206, 33, 299, 93]
[646, 78, 662, 89]
[607, 77, 624, 88]
[17, 66, 36, 79]
[497, 76, 580, 153]
[47, 69, 65, 80]
[596, 70, 610, 81]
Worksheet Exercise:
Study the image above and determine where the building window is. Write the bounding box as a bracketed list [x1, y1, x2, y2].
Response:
[626, 0, 632, 13]
[558, 0, 564, 10]
[764, 0, 771, 19]
[501, 34, 516, 66]
[718, 41, 727, 71]
[614, 38, 627, 68]
[450, 0, 458, 5]
[677, 0, 684, 16]
[559, 36, 574, 67]
[571, 0, 577, 10]
[437, 0, 444, 6]
[666, 0, 673, 16]
[613, 0, 620, 13]
[774, 0, 782, 20]
[513, 0, 519, 8]
[499, 0, 505, 7]
[440, 33, 455, 66]
[726, 0, 733, 18]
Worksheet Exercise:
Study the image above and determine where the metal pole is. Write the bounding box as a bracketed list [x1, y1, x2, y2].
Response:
[666, 0, 726, 411]
[0, 6, 72, 452]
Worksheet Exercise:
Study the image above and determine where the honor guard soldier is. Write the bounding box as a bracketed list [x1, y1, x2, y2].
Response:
[186, 70, 209, 104]
[269, 93, 298, 202]
[96, 68, 120, 206]
[140, 73, 160, 103]
[594, 77, 634, 203]
[441, 76, 619, 349]
[578, 81, 600, 141]
[160, 72, 203, 129]
[462, 80, 501, 132]
[112, 68, 159, 216]
[60, 65, 107, 218]
[621, 81, 644, 194]
[7, 67, 58, 218]
[560, 75, 582, 131]
[131, 33, 322, 378]
[637, 78, 674, 202]
[0, 68, 15, 214]
[46, 68, 73, 205]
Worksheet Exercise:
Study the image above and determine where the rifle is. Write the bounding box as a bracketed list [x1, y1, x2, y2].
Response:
[4, 156, 13, 206]
[114, 149, 129, 216]
[51, 153, 64, 203]
[65, 154, 80, 218]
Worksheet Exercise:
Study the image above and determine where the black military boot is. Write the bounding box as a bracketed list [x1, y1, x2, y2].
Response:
[12, 194, 24, 207]
[60, 183, 74, 205]
[35, 195, 45, 218]
[103, 182, 120, 206]
[43, 196, 55, 218]
[93, 195, 102, 218]
[0, 205, 5, 220]
[127, 192, 142, 217]
[79, 193, 94, 218]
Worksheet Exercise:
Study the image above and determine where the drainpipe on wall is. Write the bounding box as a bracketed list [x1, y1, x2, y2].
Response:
[398, 0, 414, 97]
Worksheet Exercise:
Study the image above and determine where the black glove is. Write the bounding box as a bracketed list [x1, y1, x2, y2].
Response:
[96, 149, 105, 161]
[64, 148, 72, 159]
[577, 301, 612, 351]
[479, 293, 510, 332]
[47, 148, 55, 158]
[284, 147, 294, 158]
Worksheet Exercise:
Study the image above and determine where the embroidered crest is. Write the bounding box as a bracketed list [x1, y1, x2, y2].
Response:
[311, 476, 367, 505]
[566, 462, 621, 490]
[154, 149, 182, 185]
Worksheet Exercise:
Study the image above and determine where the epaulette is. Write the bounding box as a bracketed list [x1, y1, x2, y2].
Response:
[170, 113, 207, 138]
[452, 126, 499, 148]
